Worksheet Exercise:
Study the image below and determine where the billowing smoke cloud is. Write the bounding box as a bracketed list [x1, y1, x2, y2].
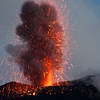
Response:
[6, 1, 63, 87]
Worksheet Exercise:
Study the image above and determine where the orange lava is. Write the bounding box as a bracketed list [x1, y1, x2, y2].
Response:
[43, 57, 54, 87]
[5, 0, 70, 88]
[32, 0, 70, 87]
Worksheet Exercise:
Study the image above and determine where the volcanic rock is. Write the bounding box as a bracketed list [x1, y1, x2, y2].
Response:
[0, 75, 100, 100]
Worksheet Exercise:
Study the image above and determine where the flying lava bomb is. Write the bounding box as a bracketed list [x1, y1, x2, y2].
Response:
[6, 1, 68, 88]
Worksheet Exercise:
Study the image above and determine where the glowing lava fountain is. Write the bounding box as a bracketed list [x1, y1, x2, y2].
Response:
[6, 0, 70, 88]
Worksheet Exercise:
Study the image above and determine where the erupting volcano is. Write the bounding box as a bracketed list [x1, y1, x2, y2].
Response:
[6, 1, 69, 88]
[1, 1, 100, 100]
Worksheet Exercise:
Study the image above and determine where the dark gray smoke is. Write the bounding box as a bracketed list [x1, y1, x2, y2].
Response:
[6, 1, 63, 88]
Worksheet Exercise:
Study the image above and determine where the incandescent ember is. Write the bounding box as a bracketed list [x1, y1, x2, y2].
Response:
[6, 1, 66, 88]
[0, 76, 100, 100]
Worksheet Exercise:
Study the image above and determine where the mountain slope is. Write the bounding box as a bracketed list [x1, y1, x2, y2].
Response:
[0, 75, 100, 100]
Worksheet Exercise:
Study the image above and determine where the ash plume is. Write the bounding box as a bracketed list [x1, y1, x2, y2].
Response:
[6, 1, 63, 87]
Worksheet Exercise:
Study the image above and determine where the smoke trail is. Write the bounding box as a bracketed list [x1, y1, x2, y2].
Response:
[6, 1, 63, 88]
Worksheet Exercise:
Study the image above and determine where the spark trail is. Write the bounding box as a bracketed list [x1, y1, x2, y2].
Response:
[6, 1, 69, 88]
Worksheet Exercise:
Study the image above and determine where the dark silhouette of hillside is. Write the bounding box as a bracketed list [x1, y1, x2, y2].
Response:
[0, 75, 100, 100]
